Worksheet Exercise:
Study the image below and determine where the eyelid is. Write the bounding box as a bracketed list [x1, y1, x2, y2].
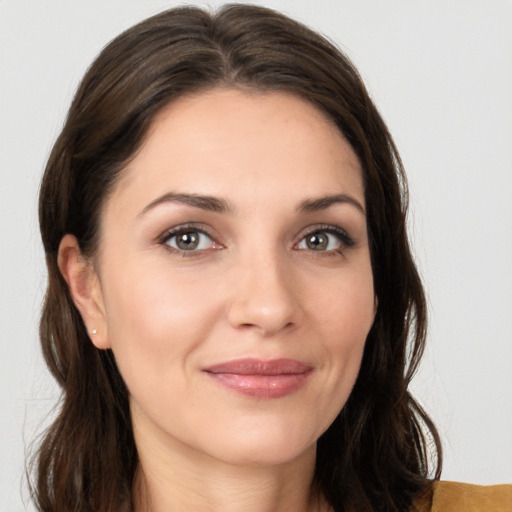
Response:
[157, 222, 211, 242]
[295, 224, 356, 251]
[156, 222, 355, 257]
[157, 222, 223, 254]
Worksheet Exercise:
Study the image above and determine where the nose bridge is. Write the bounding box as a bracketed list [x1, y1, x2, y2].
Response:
[227, 242, 301, 336]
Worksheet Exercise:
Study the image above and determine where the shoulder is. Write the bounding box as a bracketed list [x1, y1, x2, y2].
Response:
[412, 480, 512, 512]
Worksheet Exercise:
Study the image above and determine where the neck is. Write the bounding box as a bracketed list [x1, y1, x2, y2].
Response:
[132, 420, 329, 512]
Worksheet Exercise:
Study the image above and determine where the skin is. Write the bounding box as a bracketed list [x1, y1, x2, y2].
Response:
[59, 89, 376, 512]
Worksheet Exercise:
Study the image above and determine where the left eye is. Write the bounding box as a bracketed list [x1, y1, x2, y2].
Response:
[297, 231, 343, 251]
[165, 230, 215, 251]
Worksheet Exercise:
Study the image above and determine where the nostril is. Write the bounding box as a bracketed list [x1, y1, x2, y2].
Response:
[226, 261, 302, 335]
[228, 300, 299, 337]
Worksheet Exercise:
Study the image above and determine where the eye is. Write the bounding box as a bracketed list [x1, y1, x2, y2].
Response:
[162, 227, 218, 253]
[296, 226, 354, 253]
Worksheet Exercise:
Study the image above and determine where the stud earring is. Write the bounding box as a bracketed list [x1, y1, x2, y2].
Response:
[91, 329, 97, 335]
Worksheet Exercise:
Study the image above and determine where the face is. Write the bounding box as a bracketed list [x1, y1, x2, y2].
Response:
[88, 89, 375, 467]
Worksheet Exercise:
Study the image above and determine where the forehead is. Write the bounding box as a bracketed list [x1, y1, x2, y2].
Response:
[108, 88, 364, 214]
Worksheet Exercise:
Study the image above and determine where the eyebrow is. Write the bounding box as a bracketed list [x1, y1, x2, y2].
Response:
[139, 191, 365, 217]
[298, 194, 365, 215]
[139, 192, 231, 217]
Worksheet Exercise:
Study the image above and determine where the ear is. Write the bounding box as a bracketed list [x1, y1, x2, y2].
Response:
[57, 234, 110, 349]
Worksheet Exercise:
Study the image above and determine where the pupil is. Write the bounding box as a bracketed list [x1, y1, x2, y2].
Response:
[177, 232, 199, 250]
[307, 233, 327, 250]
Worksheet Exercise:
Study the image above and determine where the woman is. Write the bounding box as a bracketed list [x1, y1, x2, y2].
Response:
[33, 4, 511, 512]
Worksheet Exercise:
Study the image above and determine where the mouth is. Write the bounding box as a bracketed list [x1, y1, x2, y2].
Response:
[203, 358, 313, 399]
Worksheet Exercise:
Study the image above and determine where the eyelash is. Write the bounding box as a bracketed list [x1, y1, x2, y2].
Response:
[297, 224, 355, 256]
[157, 223, 355, 257]
[158, 223, 219, 257]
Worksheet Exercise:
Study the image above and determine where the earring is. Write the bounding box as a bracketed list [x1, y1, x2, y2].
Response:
[91, 329, 97, 335]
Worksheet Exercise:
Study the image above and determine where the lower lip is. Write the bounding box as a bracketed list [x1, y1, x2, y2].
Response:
[205, 371, 311, 399]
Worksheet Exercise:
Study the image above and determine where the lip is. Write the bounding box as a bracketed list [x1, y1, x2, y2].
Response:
[203, 358, 313, 399]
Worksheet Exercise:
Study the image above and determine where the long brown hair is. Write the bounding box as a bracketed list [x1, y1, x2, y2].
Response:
[35, 4, 441, 511]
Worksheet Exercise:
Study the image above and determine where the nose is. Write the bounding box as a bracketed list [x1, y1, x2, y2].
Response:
[227, 250, 302, 337]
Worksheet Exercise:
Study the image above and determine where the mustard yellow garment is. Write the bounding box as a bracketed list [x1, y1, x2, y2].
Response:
[413, 481, 512, 511]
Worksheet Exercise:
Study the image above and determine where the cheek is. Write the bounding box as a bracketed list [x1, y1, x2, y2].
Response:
[313, 262, 375, 345]
[99, 262, 221, 391]
[308, 263, 375, 408]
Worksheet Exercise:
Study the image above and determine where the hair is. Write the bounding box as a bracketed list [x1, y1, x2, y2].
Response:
[35, 4, 441, 511]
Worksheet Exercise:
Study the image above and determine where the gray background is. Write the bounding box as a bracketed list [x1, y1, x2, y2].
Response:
[1, 1, 511, 510]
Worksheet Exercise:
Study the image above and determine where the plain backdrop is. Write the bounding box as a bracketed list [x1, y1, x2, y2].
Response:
[1, 1, 511, 510]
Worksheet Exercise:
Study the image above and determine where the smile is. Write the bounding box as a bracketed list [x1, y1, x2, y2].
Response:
[203, 358, 313, 399]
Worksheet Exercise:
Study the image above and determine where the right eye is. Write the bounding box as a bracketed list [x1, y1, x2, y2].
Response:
[162, 228, 218, 253]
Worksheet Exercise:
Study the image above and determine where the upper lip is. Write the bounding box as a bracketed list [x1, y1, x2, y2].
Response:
[204, 358, 313, 376]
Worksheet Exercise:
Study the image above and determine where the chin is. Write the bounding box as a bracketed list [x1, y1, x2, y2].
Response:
[196, 419, 321, 468]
